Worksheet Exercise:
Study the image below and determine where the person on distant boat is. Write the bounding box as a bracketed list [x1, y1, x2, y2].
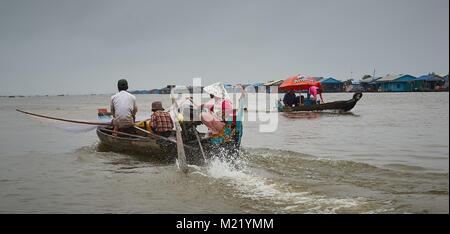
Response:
[309, 86, 325, 104]
[317, 88, 324, 103]
[299, 94, 305, 105]
[146, 101, 174, 137]
[110, 79, 137, 133]
[283, 90, 299, 107]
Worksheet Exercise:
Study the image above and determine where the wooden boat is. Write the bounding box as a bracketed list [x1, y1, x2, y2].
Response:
[280, 92, 363, 112]
[97, 126, 178, 156]
[96, 114, 242, 163]
[16, 107, 242, 164]
[96, 124, 206, 163]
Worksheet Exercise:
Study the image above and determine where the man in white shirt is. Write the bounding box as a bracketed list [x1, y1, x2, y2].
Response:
[110, 79, 138, 132]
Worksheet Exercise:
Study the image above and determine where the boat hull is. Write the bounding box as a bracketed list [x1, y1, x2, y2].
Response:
[96, 127, 176, 156]
[280, 92, 362, 112]
[96, 126, 240, 163]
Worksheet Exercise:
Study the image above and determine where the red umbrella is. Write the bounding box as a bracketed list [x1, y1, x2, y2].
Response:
[279, 75, 321, 91]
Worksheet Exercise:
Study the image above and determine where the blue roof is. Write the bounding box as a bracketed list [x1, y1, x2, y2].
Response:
[396, 74, 416, 81]
[417, 74, 442, 81]
[320, 77, 342, 84]
[378, 74, 416, 82]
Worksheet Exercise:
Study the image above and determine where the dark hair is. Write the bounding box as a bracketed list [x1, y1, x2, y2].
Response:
[117, 79, 128, 91]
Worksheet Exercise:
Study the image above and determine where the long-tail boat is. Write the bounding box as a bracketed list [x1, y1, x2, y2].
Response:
[96, 105, 243, 164]
[279, 92, 363, 112]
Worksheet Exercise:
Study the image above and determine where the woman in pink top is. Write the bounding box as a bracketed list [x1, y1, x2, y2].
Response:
[201, 83, 234, 134]
[309, 86, 325, 103]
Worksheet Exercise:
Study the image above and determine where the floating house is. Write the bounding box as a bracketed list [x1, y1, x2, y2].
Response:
[344, 80, 364, 92]
[319, 77, 343, 92]
[360, 77, 382, 92]
[415, 74, 445, 91]
[263, 80, 284, 93]
[244, 83, 265, 93]
[376, 74, 417, 92]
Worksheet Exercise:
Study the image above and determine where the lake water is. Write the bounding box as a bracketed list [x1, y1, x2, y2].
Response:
[0, 92, 448, 213]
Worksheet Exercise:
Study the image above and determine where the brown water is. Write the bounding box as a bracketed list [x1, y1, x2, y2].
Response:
[0, 92, 448, 213]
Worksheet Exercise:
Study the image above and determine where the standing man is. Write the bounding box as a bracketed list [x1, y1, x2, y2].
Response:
[110, 79, 137, 133]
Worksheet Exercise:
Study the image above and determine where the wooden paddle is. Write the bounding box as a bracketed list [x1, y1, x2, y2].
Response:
[194, 130, 207, 162]
[16, 109, 111, 126]
[171, 98, 188, 173]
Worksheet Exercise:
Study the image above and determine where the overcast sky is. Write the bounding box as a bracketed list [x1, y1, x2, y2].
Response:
[0, 0, 448, 95]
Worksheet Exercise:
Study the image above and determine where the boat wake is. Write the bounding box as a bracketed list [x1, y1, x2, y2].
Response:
[84, 143, 448, 213]
[189, 149, 366, 213]
[186, 147, 448, 213]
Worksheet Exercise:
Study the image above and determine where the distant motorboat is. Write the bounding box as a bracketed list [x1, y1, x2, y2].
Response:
[279, 93, 363, 112]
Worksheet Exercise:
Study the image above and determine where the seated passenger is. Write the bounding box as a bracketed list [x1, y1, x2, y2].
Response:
[110, 79, 137, 134]
[283, 90, 299, 107]
[201, 83, 233, 135]
[150, 101, 174, 137]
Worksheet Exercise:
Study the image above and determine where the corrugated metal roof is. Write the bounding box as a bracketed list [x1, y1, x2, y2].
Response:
[360, 77, 382, 83]
[263, 79, 284, 86]
[396, 75, 416, 81]
[377, 74, 399, 82]
[417, 74, 443, 81]
[377, 74, 416, 82]
[320, 77, 342, 84]
[313, 77, 324, 82]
